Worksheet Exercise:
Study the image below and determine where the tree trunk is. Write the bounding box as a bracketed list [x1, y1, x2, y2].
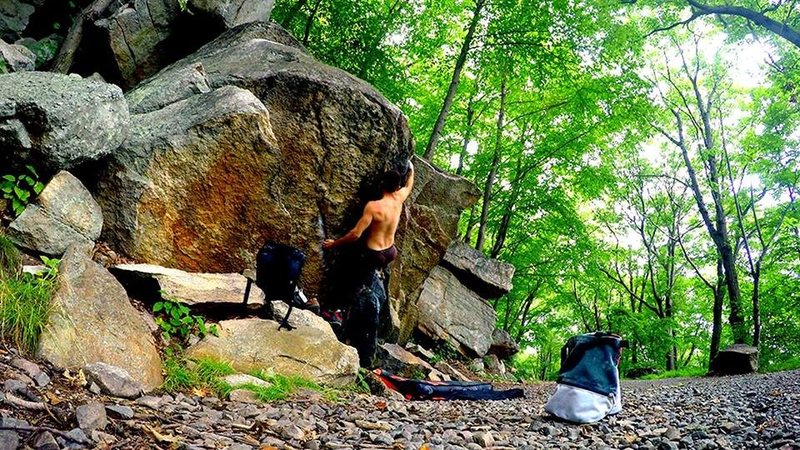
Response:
[423, 0, 487, 161]
[302, 0, 323, 46]
[456, 96, 477, 176]
[752, 263, 761, 347]
[475, 77, 506, 252]
[709, 258, 724, 367]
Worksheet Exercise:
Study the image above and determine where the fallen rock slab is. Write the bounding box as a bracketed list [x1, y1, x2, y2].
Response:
[416, 266, 497, 357]
[8, 171, 102, 256]
[0, 72, 128, 173]
[441, 241, 515, 298]
[36, 245, 163, 391]
[222, 374, 271, 389]
[110, 263, 265, 306]
[186, 318, 359, 386]
[375, 343, 434, 378]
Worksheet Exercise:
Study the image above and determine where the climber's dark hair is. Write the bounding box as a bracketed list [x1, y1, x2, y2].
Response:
[381, 170, 404, 193]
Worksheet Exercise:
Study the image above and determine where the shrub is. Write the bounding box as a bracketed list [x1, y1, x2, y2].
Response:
[153, 292, 218, 343]
[1, 165, 44, 217]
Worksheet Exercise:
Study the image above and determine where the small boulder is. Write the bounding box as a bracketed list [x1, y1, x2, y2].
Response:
[8, 171, 102, 256]
[37, 245, 163, 391]
[84, 362, 143, 399]
[32, 431, 59, 450]
[228, 389, 260, 404]
[483, 354, 506, 376]
[711, 344, 759, 375]
[186, 318, 359, 386]
[0, 72, 129, 173]
[488, 328, 519, 359]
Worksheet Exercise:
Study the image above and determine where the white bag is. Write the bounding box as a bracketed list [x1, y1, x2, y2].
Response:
[544, 332, 626, 424]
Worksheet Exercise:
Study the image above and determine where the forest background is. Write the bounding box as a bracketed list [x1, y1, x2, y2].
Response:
[272, 0, 800, 380]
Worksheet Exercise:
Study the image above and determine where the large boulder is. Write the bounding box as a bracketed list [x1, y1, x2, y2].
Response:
[63, 0, 274, 89]
[95, 85, 279, 271]
[37, 245, 163, 391]
[711, 344, 759, 375]
[186, 318, 359, 386]
[110, 263, 265, 306]
[0, 72, 129, 174]
[101, 22, 413, 290]
[8, 171, 102, 256]
[441, 241, 515, 298]
[416, 266, 497, 357]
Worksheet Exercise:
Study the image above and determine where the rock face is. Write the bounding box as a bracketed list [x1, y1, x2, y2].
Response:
[388, 157, 480, 341]
[8, 171, 102, 256]
[441, 241, 515, 298]
[416, 266, 497, 357]
[110, 263, 265, 306]
[37, 245, 163, 391]
[0, 72, 129, 173]
[0, 39, 34, 72]
[65, 0, 274, 89]
[712, 344, 759, 375]
[186, 318, 359, 386]
[101, 21, 414, 291]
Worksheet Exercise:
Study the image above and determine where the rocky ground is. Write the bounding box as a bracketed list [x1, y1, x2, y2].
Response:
[2, 346, 799, 450]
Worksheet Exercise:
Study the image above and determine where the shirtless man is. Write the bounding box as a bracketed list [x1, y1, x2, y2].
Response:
[323, 160, 414, 367]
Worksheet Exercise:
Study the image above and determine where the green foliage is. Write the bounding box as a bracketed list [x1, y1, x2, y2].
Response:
[639, 367, 708, 381]
[0, 166, 44, 217]
[153, 292, 218, 342]
[246, 369, 328, 402]
[19, 36, 61, 69]
[0, 234, 21, 280]
[0, 257, 59, 353]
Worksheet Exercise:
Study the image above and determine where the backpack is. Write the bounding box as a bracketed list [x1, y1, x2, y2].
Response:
[544, 332, 628, 423]
[242, 241, 306, 330]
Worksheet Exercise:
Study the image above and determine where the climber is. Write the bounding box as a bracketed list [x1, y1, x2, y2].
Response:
[323, 160, 415, 367]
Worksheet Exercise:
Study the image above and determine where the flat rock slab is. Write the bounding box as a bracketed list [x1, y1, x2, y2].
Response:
[712, 344, 759, 375]
[186, 318, 359, 386]
[0, 72, 128, 173]
[222, 373, 271, 389]
[36, 245, 163, 391]
[111, 263, 265, 306]
[441, 241, 515, 299]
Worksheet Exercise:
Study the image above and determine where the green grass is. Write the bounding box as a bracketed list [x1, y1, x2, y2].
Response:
[0, 234, 21, 280]
[162, 353, 235, 395]
[762, 358, 800, 373]
[0, 266, 56, 354]
[162, 355, 338, 402]
[638, 366, 708, 380]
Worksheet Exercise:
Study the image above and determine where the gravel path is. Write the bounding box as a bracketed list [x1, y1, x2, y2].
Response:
[147, 370, 799, 450]
[2, 364, 799, 449]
